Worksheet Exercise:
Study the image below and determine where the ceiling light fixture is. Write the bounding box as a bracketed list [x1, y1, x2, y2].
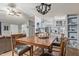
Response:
[36, 3, 51, 15]
[7, 3, 21, 16]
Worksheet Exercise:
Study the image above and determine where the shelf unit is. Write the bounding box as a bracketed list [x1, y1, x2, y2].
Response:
[67, 14, 78, 48]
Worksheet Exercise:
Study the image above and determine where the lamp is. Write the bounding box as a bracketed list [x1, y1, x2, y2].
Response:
[36, 3, 51, 15]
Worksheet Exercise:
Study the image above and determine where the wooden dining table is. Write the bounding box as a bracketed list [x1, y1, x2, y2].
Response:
[16, 36, 55, 56]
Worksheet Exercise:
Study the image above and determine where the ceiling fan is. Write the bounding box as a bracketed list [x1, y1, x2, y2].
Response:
[7, 3, 22, 16]
[0, 3, 22, 16]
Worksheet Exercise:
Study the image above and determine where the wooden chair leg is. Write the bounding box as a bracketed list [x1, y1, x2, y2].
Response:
[12, 51, 14, 56]
[41, 48, 44, 54]
[30, 46, 33, 56]
[64, 48, 66, 56]
[30, 49, 32, 56]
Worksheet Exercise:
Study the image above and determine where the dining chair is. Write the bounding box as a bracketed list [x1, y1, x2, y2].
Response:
[39, 33, 68, 56]
[52, 37, 68, 56]
[11, 34, 32, 56]
[52, 33, 66, 49]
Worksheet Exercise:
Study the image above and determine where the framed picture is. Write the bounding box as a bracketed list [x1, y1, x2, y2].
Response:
[4, 26, 9, 31]
[56, 21, 62, 26]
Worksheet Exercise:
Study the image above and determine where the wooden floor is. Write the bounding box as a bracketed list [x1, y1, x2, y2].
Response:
[66, 47, 79, 56]
[0, 47, 79, 56]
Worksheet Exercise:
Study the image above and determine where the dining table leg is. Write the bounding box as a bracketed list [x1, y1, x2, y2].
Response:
[48, 45, 52, 53]
[42, 48, 44, 54]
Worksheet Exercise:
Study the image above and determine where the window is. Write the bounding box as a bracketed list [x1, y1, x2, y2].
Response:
[4, 26, 9, 31]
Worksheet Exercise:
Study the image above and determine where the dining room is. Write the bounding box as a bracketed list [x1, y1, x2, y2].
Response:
[0, 3, 79, 56]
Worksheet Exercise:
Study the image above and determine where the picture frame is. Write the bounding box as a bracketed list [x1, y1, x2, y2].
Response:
[4, 26, 9, 31]
[56, 20, 62, 26]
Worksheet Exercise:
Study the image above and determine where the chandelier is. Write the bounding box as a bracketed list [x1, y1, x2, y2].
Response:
[36, 3, 51, 15]
[7, 3, 21, 16]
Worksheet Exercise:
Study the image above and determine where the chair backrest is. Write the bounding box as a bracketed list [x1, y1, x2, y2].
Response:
[11, 33, 26, 39]
[10, 33, 26, 53]
[60, 37, 68, 56]
[10, 35, 16, 53]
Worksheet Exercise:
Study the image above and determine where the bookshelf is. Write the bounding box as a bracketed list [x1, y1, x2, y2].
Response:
[67, 14, 78, 48]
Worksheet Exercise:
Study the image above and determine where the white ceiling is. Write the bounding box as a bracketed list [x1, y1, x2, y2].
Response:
[0, 3, 79, 24]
